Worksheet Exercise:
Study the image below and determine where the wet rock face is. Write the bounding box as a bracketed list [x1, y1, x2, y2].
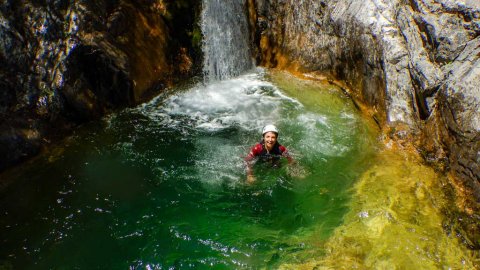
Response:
[0, 0, 199, 170]
[253, 0, 480, 241]
[254, 0, 479, 124]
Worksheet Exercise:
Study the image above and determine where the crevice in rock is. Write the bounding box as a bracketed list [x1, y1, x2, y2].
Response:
[407, 0, 421, 13]
[61, 44, 133, 122]
[413, 87, 430, 120]
[407, 66, 431, 121]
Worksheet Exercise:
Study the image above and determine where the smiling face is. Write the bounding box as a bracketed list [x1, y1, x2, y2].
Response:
[263, 132, 278, 151]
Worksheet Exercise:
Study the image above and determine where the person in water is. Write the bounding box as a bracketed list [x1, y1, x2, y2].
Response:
[245, 124, 293, 183]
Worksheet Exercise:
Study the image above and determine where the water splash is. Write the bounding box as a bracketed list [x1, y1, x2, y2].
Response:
[138, 70, 301, 134]
[201, 0, 253, 82]
[132, 70, 367, 191]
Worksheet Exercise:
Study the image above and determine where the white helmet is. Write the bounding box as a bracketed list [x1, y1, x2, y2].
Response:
[262, 124, 279, 135]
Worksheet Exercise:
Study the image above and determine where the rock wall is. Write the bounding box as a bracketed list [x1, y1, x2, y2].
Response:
[252, 0, 480, 245]
[0, 0, 200, 170]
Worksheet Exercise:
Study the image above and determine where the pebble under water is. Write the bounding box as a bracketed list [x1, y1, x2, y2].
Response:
[0, 69, 476, 269]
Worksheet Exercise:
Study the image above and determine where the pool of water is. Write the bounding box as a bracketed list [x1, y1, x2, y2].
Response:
[0, 69, 475, 269]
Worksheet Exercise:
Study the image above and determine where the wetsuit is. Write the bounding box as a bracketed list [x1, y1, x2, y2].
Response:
[245, 140, 292, 167]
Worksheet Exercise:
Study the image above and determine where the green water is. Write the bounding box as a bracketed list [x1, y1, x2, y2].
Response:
[0, 69, 474, 269]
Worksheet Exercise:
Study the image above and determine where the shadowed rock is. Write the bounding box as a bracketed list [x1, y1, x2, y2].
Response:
[0, 0, 200, 170]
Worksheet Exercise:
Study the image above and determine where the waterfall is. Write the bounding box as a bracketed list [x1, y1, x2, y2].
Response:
[201, 0, 253, 82]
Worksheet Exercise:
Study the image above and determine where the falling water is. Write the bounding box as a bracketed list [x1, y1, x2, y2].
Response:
[201, 0, 253, 81]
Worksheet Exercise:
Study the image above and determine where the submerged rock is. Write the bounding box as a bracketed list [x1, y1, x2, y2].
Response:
[0, 0, 200, 170]
[252, 0, 480, 246]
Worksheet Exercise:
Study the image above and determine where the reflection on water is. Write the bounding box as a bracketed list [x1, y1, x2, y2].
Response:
[0, 69, 476, 269]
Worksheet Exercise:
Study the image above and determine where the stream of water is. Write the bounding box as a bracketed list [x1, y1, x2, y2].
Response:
[0, 69, 476, 269]
[201, 0, 253, 81]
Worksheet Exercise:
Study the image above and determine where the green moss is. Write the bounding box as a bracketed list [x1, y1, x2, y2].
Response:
[189, 27, 202, 49]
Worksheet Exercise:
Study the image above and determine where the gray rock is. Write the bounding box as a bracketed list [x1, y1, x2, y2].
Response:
[441, 37, 480, 133]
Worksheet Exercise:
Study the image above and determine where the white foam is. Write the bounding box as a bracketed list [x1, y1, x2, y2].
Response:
[144, 72, 301, 133]
[292, 112, 354, 158]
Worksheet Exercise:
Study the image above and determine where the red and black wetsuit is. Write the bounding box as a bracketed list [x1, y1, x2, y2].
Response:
[245, 140, 292, 167]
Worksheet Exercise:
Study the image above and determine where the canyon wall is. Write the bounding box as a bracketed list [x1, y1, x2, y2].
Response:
[252, 0, 480, 246]
[0, 0, 199, 170]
